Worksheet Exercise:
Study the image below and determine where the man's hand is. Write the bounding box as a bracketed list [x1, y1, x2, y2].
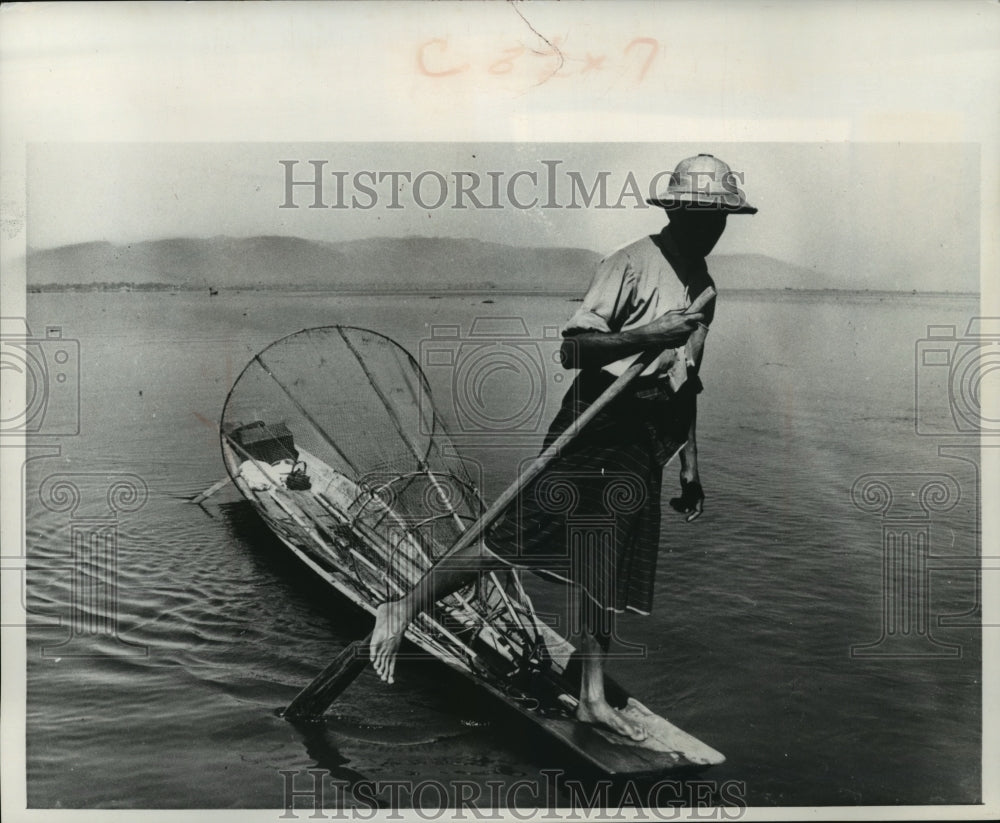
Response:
[560, 309, 704, 371]
[669, 477, 704, 522]
[639, 310, 704, 348]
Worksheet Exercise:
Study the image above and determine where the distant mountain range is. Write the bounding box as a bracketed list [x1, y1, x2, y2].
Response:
[26, 235, 869, 293]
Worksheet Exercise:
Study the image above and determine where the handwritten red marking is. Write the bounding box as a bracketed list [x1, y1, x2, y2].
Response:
[416, 38, 470, 77]
[624, 37, 659, 82]
[581, 53, 606, 73]
[488, 45, 526, 75]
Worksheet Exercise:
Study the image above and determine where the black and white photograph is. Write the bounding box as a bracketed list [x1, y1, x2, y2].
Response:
[1, 2, 997, 821]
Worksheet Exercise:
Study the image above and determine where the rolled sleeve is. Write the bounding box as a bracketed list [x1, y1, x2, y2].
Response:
[561, 249, 635, 337]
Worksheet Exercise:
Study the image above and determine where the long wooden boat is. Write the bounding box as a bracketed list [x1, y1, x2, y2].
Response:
[220, 325, 724, 776]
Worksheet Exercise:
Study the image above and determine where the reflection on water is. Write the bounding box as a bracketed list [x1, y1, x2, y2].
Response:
[23, 291, 981, 808]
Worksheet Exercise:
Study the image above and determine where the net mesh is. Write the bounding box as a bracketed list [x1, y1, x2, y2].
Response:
[221, 326, 484, 569]
[220, 326, 567, 697]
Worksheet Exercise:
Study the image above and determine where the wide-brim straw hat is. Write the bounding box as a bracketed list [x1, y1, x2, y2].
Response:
[646, 153, 757, 214]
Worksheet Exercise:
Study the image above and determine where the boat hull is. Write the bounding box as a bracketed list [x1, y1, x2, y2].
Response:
[223, 439, 725, 775]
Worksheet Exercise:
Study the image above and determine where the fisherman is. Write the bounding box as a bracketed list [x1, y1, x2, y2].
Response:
[371, 154, 757, 741]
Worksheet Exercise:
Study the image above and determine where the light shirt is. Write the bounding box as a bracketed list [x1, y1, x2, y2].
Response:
[562, 229, 713, 392]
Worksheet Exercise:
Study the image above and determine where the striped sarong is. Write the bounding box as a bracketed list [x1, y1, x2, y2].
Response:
[485, 368, 697, 616]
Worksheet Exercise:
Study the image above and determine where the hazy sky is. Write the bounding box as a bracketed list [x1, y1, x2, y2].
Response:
[28, 141, 979, 291]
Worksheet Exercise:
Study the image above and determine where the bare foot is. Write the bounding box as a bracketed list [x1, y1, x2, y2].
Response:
[370, 601, 407, 684]
[576, 697, 648, 742]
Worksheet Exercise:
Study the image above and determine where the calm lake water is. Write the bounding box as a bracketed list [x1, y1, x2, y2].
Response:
[23, 290, 981, 808]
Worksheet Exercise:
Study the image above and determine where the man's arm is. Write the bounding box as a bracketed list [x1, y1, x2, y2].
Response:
[680, 399, 700, 484]
[672, 323, 708, 522]
[559, 310, 704, 371]
[670, 398, 704, 522]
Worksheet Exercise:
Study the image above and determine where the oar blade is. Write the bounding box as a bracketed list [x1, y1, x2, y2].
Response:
[189, 476, 232, 505]
[283, 636, 371, 720]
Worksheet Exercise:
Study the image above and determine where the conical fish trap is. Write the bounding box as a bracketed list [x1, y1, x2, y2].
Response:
[220, 326, 545, 676]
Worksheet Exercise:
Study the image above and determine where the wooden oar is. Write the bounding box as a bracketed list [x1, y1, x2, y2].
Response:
[189, 476, 232, 506]
[282, 286, 716, 720]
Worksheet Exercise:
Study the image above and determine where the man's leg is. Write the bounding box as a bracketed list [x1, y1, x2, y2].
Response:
[574, 598, 648, 741]
[370, 540, 498, 683]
